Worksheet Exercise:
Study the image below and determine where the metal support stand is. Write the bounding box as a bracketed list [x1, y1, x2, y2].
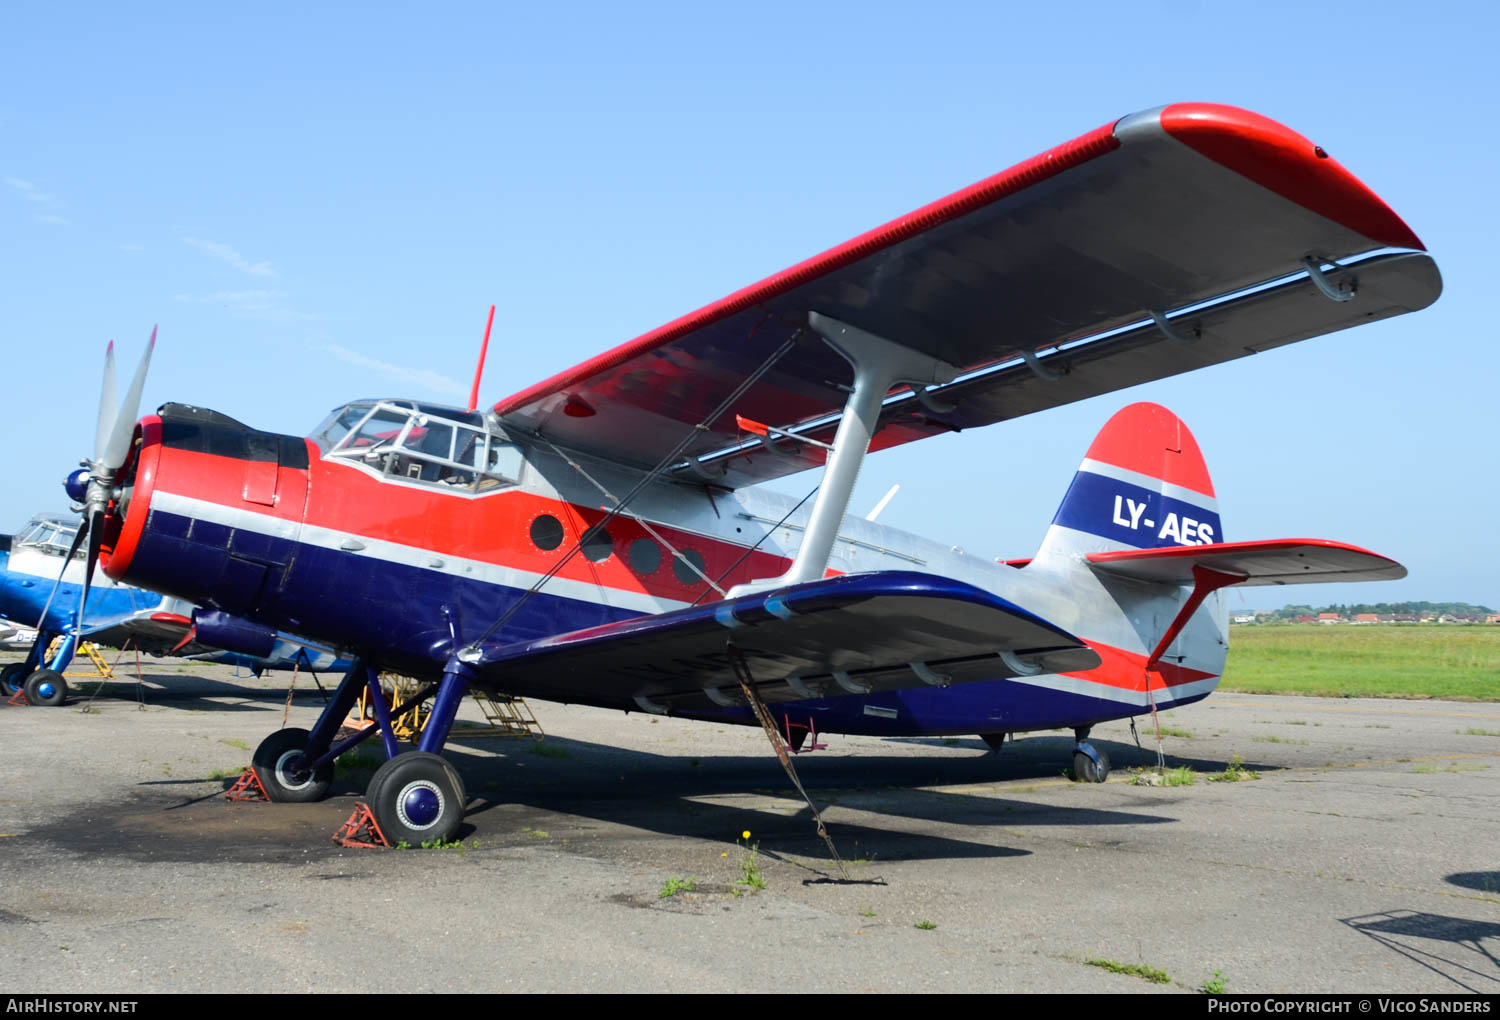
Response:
[728, 313, 955, 597]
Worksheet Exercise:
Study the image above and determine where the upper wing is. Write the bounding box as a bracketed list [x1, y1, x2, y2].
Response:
[474, 571, 1100, 713]
[1085, 538, 1406, 587]
[493, 103, 1440, 489]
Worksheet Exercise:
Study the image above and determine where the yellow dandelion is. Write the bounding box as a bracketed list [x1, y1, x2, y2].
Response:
[742, 830, 751, 840]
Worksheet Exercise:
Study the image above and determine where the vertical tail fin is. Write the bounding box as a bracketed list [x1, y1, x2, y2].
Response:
[1035, 403, 1223, 563]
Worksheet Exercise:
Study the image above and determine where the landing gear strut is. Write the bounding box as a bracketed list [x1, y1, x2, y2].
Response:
[247, 657, 470, 845]
[1071, 726, 1110, 783]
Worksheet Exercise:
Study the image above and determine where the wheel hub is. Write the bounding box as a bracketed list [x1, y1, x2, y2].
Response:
[397, 781, 443, 829]
[37, 682, 56, 699]
[274, 750, 314, 790]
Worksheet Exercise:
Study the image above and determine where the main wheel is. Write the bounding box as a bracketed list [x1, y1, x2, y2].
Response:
[1072, 746, 1110, 783]
[251, 727, 333, 802]
[23, 669, 68, 707]
[366, 751, 466, 846]
[1, 662, 28, 696]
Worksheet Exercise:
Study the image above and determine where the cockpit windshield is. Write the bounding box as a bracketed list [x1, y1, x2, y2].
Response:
[15, 515, 82, 557]
[309, 400, 524, 493]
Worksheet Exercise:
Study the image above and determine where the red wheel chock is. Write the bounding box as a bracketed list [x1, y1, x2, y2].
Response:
[333, 801, 390, 849]
[6, 688, 30, 707]
[225, 766, 271, 802]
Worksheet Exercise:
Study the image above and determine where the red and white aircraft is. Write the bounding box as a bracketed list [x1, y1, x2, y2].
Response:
[56, 103, 1439, 845]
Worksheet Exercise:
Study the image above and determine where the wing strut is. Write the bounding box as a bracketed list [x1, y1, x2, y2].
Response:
[725, 642, 850, 880]
[728, 313, 955, 596]
[468, 334, 800, 653]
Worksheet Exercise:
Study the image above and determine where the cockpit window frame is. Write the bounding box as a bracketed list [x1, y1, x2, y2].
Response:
[15, 515, 82, 558]
[311, 399, 524, 496]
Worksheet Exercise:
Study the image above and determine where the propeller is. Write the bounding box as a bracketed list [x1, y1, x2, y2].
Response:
[36, 328, 156, 652]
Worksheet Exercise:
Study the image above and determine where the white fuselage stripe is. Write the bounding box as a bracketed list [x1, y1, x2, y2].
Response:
[150, 490, 692, 616]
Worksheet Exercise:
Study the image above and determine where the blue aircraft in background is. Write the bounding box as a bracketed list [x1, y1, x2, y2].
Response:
[1, 513, 348, 705]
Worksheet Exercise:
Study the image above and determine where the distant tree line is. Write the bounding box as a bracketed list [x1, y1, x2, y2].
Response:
[1264, 601, 1495, 620]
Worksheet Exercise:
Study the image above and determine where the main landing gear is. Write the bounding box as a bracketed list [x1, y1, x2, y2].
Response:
[3, 631, 70, 706]
[1071, 726, 1110, 783]
[250, 657, 471, 844]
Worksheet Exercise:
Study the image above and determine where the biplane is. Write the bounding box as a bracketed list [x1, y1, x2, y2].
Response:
[40, 103, 1438, 844]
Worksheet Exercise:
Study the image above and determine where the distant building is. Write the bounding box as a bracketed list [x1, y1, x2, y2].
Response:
[1354, 613, 1379, 624]
[1318, 612, 1342, 624]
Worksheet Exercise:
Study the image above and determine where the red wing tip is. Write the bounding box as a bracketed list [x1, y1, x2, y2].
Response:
[148, 612, 193, 627]
[1155, 103, 1425, 252]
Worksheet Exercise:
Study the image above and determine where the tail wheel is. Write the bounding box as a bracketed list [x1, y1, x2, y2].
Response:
[251, 727, 333, 803]
[366, 751, 466, 846]
[1072, 746, 1110, 783]
[981, 732, 1007, 753]
[23, 669, 68, 707]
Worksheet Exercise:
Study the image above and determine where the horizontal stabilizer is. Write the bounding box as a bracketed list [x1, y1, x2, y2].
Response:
[1086, 539, 1406, 587]
[476, 571, 1100, 712]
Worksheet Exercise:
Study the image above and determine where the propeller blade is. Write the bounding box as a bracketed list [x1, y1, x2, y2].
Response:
[100, 325, 155, 470]
[75, 509, 106, 635]
[94, 341, 118, 466]
[32, 515, 90, 634]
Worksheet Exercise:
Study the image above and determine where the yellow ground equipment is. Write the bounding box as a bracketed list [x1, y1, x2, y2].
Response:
[351, 673, 543, 743]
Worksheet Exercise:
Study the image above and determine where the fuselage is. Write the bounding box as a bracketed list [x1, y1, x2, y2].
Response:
[102, 400, 1227, 736]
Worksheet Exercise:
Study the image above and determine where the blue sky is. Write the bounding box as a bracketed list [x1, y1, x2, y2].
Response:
[3, 1, 1495, 610]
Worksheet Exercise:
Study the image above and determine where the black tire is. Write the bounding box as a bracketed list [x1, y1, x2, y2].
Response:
[784, 724, 807, 753]
[367, 751, 466, 847]
[251, 727, 333, 803]
[23, 669, 68, 707]
[1, 662, 27, 696]
[981, 732, 1007, 753]
[1072, 747, 1110, 784]
[362, 745, 422, 812]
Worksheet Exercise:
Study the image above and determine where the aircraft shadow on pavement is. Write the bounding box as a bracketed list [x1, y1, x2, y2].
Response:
[60, 674, 333, 713]
[440, 733, 1178, 866]
[1341, 910, 1500, 993]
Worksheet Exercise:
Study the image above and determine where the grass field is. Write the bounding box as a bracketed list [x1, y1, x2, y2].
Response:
[1222, 625, 1500, 701]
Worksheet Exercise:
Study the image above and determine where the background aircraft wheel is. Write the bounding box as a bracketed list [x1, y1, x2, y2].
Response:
[1072, 747, 1110, 783]
[981, 732, 1007, 753]
[251, 728, 333, 803]
[1, 662, 27, 695]
[367, 751, 466, 846]
[23, 669, 68, 707]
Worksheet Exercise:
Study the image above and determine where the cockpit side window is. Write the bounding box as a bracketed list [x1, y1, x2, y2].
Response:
[15, 518, 81, 557]
[315, 400, 523, 494]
